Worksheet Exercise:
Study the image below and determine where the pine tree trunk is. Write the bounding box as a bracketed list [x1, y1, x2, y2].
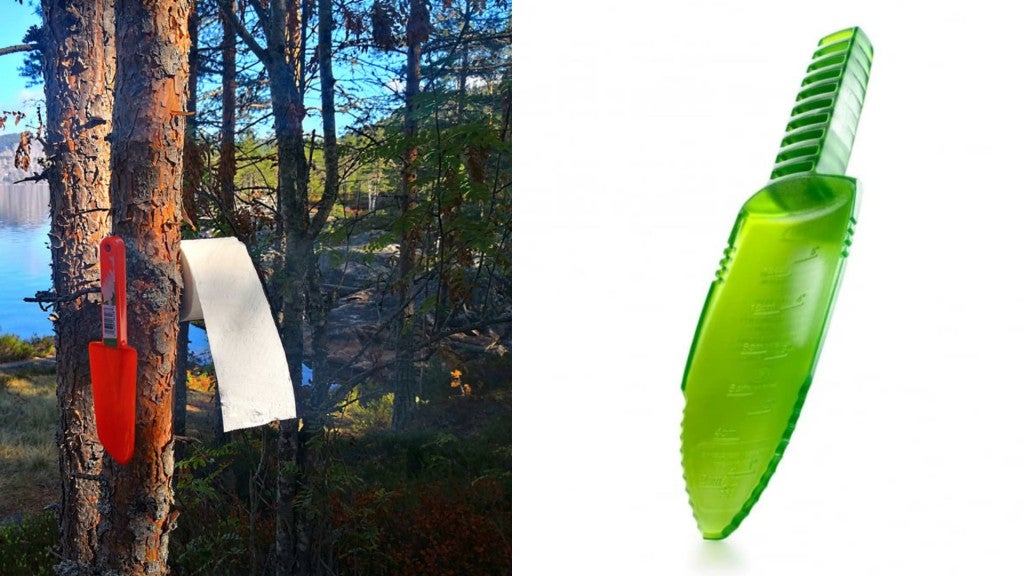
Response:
[41, 0, 115, 569]
[177, 0, 200, 439]
[265, 1, 310, 570]
[307, 0, 339, 413]
[392, 0, 428, 431]
[182, 0, 200, 228]
[173, 322, 189, 437]
[93, 1, 190, 573]
[218, 2, 314, 570]
[219, 1, 237, 217]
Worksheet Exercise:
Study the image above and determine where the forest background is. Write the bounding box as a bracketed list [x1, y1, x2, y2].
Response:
[0, 0, 510, 574]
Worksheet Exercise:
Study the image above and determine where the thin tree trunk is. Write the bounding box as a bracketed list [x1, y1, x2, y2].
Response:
[392, 0, 428, 431]
[94, 1, 190, 573]
[307, 0, 339, 412]
[216, 2, 314, 571]
[306, 261, 329, 413]
[266, 2, 310, 570]
[173, 322, 189, 437]
[219, 1, 237, 218]
[41, 0, 115, 570]
[269, 53, 310, 576]
[284, 0, 303, 86]
[316, 0, 338, 233]
[182, 0, 200, 228]
[177, 0, 199, 439]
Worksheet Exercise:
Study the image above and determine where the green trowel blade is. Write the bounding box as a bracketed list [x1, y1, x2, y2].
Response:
[681, 27, 872, 540]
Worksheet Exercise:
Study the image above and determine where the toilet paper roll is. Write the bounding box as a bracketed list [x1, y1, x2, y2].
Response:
[180, 237, 296, 431]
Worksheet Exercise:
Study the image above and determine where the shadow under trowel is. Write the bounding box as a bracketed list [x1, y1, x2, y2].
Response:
[691, 538, 745, 572]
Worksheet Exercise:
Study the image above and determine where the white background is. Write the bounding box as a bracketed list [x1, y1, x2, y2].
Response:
[516, 1, 1024, 574]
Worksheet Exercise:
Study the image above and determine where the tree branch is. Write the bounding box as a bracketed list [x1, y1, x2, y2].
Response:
[0, 43, 38, 57]
[218, 0, 269, 63]
[24, 286, 100, 304]
[13, 172, 48, 184]
[421, 315, 512, 350]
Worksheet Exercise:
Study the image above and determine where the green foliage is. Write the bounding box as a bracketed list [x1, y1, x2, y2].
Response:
[0, 334, 36, 364]
[172, 436, 267, 574]
[0, 369, 510, 575]
[333, 387, 394, 434]
[17, 5, 43, 89]
[0, 334, 54, 364]
[418, 349, 512, 405]
[169, 416, 511, 575]
[0, 512, 58, 576]
[27, 336, 54, 359]
[172, 514, 250, 574]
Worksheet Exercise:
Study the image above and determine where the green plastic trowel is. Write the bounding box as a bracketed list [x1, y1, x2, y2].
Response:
[681, 27, 872, 539]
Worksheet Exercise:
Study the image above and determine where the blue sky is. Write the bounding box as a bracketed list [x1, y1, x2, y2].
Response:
[0, 3, 401, 138]
[0, 2, 43, 136]
[0, 3, 481, 139]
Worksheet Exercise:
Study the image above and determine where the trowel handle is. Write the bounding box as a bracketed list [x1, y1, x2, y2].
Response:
[99, 236, 128, 347]
[769, 27, 873, 182]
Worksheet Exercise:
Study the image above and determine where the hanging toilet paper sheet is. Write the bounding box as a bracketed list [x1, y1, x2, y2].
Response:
[180, 237, 296, 431]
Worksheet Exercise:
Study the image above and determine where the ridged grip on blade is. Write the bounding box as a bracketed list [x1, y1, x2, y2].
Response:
[769, 28, 873, 182]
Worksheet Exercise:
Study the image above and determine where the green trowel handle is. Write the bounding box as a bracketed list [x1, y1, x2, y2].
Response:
[770, 28, 872, 182]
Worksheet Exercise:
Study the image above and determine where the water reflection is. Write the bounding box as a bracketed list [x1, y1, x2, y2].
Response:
[0, 184, 53, 338]
[0, 183, 48, 228]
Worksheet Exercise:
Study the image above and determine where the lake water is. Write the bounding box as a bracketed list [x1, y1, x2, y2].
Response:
[0, 185, 309, 383]
[0, 184, 208, 350]
[0, 185, 210, 354]
[0, 184, 55, 338]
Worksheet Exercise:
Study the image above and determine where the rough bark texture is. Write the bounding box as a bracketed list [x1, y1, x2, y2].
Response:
[391, 0, 428, 431]
[219, 1, 237, 217]
[41, 0, 116, 569]
[94, 1, 190, 574]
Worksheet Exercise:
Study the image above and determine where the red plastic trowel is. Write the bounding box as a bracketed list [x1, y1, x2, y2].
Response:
[88, 236, 137, 464]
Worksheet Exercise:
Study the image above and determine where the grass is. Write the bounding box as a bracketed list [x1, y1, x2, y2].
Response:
[0, 370, 59, 521]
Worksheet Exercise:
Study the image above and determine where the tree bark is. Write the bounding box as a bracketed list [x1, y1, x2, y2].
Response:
[284, 0, 303, 86]
[219, 1, 237, 218]
[218, 0, 350, 569]
[176, 0, 200, 440]
[391, 0, 428, 431]
[41, 0, 116, 569]
[219, 2, 312, 571]
[173, 321, 189, 438]
[306, 0, 339, 413]
[93, 1, 190, 573]
[261, 4, 311, 572]
[182, 0, 200, 228]
[315, 0, 339, 237]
